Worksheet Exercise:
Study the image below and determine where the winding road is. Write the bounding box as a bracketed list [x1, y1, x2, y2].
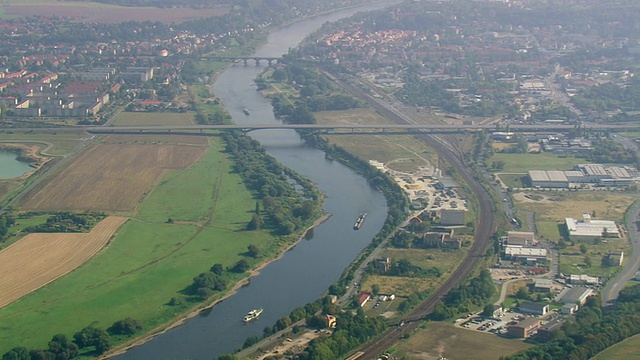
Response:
[601, 201, 640, 307]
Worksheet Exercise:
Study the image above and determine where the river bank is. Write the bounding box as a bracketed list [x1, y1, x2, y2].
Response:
[104, 212, 332, 358]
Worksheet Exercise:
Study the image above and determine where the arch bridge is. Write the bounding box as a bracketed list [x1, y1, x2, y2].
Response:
[202, 55, 281, 66]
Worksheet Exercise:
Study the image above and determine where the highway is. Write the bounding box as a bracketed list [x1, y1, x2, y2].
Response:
[5, 122, 640, 135]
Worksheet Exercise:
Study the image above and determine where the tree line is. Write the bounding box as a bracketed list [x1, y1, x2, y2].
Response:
[430, 269, 495, 321]
[222, 131, 321, 235]
[267, 63, 362, 124]
[2, 317, 143, 360]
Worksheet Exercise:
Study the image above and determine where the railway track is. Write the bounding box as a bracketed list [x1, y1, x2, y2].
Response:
[330, 74, 497, 359]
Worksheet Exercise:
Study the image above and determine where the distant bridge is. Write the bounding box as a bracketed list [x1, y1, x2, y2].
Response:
[12, 122, 640, 136]
[201, 55, 282, 66]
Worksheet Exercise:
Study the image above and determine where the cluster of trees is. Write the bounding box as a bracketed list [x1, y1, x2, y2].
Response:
[572, 77, 640, 113]
[367, 258, 441, 278]
[396, 76, 510, 117]
[223, 131, 320, 235]
[431, 269, 495, 320]
[187, 245, 260, 300]
[397, 290, 430, 314]
[0, 215, 15, 242]
[387, 259, 441, 278]
[298, 309, 386, 360]
[588, 138, 635, 164]
[530, 103, 575, 122]
[2, 317, 142, 360]
[189, 264, 228, 300]
[503, 284, 640, 360]
[268, 63, 362, 124]
[22, 212, 104, 233]
[390, 230, 419, 248]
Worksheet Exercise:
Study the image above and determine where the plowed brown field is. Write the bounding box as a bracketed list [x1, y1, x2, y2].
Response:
[0, 216, 127, 308]
[20, 143, 205, 212]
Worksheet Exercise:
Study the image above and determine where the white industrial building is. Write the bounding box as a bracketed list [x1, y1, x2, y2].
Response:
[569, 274, 600, 285]
[558, 286, 593, 305]
[503, 245, 547, 265]
[527, 164, 638, 188]
[565, 214, 620, 242]
[529, 170, 569, 188]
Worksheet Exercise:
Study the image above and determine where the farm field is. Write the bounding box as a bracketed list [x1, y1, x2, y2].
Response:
[112, 112, 197, 127]
[393, 322, 531, 359]
[592, 333, 640, 360]
[19, 142, 206, 212]
[0, 142, 276, 353]
[1, 1, 229, 23]
[0, 216, 127, 308]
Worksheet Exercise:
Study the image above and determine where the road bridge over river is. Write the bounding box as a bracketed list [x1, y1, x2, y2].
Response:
[201, 55, 281, 66]
[9, 122, 640, 136]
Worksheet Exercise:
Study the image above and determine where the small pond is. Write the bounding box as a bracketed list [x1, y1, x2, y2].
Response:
[0, 151, 33, 179]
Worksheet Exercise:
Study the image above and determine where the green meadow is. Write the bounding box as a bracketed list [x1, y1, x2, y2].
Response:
[0, 139, 279, 354]
[487, 152, 579, 173]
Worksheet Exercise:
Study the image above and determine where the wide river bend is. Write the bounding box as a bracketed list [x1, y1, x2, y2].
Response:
[116, 2, 401, 358]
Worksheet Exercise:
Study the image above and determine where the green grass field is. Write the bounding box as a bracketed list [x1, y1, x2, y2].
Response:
[0, 130, 88, 156]
[0, 141, 279, 353]
[487, 152, 579, 173]
[497, 173, 527, 188]
[0, 215, 49, 250]
[592, 333, 640, 360]
[535, 220, 563, 242]
[315, 111, 439, 169]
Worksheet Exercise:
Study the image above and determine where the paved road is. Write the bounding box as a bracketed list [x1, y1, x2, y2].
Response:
[6, 122, 640, 134]
[494, 278, 522, 306]
[602, 201, 640, 307]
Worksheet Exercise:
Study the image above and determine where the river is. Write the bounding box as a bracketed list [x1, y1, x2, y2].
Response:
[115, 1, 401, 359]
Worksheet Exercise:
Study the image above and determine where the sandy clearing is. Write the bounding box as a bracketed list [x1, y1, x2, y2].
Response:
[0, 216, 127, 308]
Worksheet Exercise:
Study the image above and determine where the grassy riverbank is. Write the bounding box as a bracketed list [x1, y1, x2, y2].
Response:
[0, 138, 289, 354]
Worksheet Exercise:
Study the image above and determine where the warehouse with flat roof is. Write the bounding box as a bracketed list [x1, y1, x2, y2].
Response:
[529, 170, 569, 188]
[565, 214, 620, 242]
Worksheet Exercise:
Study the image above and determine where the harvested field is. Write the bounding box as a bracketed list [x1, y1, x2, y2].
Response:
[0, 216, 127, 308]
[20, 143, 205, 212]
[3, 2, 229, 23]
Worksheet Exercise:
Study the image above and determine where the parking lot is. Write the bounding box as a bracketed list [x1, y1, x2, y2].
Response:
[455, 310, 532, 335]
